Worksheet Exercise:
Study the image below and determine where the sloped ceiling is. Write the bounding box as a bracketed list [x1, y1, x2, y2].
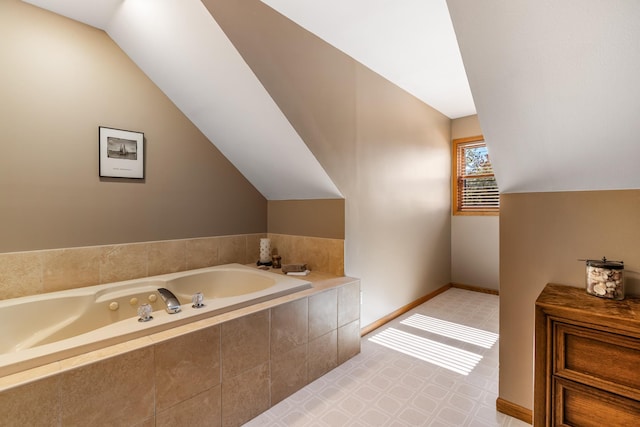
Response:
[447, 0, 640, 193]
[21, 0, 640, 196]
[260, 0, 475, 119]
[22, 0, 342, 200]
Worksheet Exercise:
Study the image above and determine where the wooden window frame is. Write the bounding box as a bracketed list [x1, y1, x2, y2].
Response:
[452, 135, 499, 216]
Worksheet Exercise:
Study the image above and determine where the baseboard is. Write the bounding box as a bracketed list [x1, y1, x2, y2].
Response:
[450, 282, 499, 295]
[360, 283, 452, 336]
[496, 397, 532, 425]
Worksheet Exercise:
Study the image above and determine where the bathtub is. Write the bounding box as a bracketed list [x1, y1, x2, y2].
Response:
[0, 263, 311, 376]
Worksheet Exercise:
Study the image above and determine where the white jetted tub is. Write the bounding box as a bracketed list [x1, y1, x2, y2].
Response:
[0, 263, 311, 376]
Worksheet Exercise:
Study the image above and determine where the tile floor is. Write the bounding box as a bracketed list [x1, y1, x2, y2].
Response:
[244, 288, 531, 426]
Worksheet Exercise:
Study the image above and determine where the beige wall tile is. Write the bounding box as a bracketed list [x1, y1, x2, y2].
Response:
[100, 243, 148, 283]
[0, 251, 43, 300]
[268, 233, 344, 275]
[271, 298, 308, 355]
[221, 310, 270, 379]
[303, 237, 332, 273]
[42, 247, 101, 293]
[309, 289, 337, 340]
[132, 415, 156, 427]
[186, 237, 219, 269]
[133, 416, 156, 427]
[0, 375, 59, 427]
[269, 234, 306, 266]
[308, 330, 337, 382]
[271, 344, 308, 405]
[327, 238, 345, 276]
[155, 326, 220, 411]
[288, 235, 307, 265]
[0, 362, 60, 391]
[221, 362, 270, 427]
[338, 319, 361, 365]
[148, 239, 187, 276]
[156, 386, 221, 427]
[267, 233, 289, 259]
[217, 235, 247, 265]
[338, 281, 360, 326]
[308, 237, 344, 276]
[60, 347, 154, 425]
[0, 232, 343, 300]
[133, 417, 156, 427]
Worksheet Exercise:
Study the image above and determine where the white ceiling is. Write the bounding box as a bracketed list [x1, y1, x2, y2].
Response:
[447, 0, 640, 193]
[23, 0, 121, 29]
[21, 0, 640, 196]
[261, 0, 475, 119]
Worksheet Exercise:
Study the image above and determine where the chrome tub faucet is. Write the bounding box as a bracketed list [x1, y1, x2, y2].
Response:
[157, 288, 181, 314]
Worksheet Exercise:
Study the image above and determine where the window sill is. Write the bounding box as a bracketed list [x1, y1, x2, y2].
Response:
[453, 210, 499, 217]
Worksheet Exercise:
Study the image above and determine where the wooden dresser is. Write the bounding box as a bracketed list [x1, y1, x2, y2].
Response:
[534, 284, 640, 426]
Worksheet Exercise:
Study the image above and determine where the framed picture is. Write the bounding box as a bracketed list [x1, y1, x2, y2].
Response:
[99, 126, 144, 179]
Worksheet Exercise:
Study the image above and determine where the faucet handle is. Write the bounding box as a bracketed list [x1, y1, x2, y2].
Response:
[137, 303, 153, 322]
[192, 292, 205, 308]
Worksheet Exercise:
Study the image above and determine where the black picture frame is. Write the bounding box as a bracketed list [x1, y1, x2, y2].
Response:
[99, 126, 144, 179]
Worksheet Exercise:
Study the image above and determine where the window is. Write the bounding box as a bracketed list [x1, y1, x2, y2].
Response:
[452, 135, 499, 215]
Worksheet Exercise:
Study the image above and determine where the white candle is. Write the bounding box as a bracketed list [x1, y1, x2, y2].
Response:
[259, 238, 271, 263]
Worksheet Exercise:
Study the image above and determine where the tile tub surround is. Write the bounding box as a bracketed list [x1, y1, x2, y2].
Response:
[0, 271, 360, 427]
[0, 233, 345, 301]
[267, 233, 344, 277]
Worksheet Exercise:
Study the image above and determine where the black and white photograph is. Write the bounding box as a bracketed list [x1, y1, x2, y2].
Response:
[99, 126, 144, 179]
[107, 136, 137, 160]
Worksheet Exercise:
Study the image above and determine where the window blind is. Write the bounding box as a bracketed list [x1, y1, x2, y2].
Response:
[455, 140, 499, 213]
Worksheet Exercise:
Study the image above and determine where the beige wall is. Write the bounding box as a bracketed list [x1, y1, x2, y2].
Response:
[267, 199, 344, 239]
[451, 115, 483, 140]
[500, 190, 640, 409]
[205, 0, 452, 327]
[450, 115, 499, 290]
[0, 0, 266, 253]
[451, 216, 499, 289]
[266, 197, 346, 274]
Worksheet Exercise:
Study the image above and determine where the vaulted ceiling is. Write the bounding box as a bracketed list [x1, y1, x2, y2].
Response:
[261, 0, 475, 119]
[448, 0, 640, 193]
[21, 0, 640, 196]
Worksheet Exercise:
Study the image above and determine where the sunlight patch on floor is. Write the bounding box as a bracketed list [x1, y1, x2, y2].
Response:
[401, 314, 499, 349]
[368, 327, 482, 375]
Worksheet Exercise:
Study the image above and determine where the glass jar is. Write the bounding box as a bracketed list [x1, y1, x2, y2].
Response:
[585, 257, 624, 300]
[272, 255, 282, 269]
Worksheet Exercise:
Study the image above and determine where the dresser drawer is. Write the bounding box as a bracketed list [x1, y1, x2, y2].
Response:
[554, 378, 640, 427]
[554, 322, 640, 398]
[535, 285, 640, 427]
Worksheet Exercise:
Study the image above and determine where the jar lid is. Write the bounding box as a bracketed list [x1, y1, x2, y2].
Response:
[584, 257, 624, 269]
